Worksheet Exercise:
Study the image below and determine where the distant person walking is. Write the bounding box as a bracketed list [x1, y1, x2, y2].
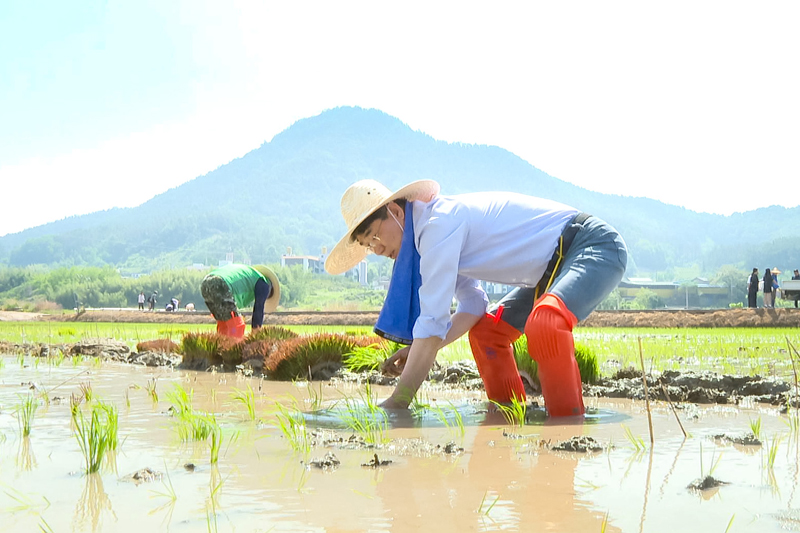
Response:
[772, 268, 781, 303]
[201, 264, 281, 338]
[148, 290, 158, 311]
[763, 268, 774, 308]
[793, 269, 800, 308]
[138, 291, 146, 310]
[747, 268, 759, 308]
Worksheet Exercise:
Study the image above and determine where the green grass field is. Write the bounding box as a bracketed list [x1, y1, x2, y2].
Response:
[1, 321, 798, 380]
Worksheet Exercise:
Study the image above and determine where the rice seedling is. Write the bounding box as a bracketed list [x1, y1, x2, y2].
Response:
[16, 394, 38, 437]
[622, 425, 646, 451]
[79, 382, 93, 403]
[724, 514, 735, 533]
[90, 356, 102, 369]
[136, 338, 181, 353]
[145, 378, 159, 404]
[71, 355, 82, 367]
[339, 384, 389, 445]
[72, 400, 119, 474]
[699, 443, 723, 478]
[432, 402, 466, 437]
[165, 383, 194, 416]
[490, 393, 528, 427]
[764, 435, 781, 470]
[231, 383, 257, 421]
[477, 490, 500, 516]
[274, 401, 311, 454]
[749, 416, 763, 440]
[17, 352, 25, 368]
[305, 382, 326, 411]
[209, 416, 222, 464]
[49, 348, 65, 367]
[247, 325, 299, 342]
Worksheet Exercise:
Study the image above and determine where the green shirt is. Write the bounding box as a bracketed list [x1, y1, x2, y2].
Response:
[208, 264, 268, 309]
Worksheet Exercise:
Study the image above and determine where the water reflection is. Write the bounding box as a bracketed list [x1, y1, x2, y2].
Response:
[17, 436, 36, 471]
[73, 473, 116, 532]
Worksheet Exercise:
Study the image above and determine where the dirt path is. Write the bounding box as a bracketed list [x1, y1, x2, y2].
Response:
[5, 307, 800, 327]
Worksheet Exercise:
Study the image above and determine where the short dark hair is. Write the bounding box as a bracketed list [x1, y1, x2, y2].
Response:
[350, 199, 407, 242]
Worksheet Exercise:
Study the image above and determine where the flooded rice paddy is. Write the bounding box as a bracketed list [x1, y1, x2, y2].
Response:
[2, 355, 800, 532]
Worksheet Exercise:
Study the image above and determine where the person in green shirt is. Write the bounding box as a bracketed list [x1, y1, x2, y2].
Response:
[201, 264, 281, 338]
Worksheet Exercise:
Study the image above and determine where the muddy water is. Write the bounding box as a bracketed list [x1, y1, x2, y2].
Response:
[1, 356, 799, 532]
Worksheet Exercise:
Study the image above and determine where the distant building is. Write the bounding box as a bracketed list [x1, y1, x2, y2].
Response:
[618, 277, 729, 307]
[283, 246, 368, 285]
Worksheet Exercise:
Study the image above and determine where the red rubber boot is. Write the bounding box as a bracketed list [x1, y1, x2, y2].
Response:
[217, 313, 246, 339]
[468, 313, 526, 403]
[525, 294, 585, 417]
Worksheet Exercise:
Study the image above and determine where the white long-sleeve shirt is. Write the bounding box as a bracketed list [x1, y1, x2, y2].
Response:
[411, 192, 578, 340]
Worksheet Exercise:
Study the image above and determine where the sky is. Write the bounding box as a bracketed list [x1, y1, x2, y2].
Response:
[1, 1, 799, 237]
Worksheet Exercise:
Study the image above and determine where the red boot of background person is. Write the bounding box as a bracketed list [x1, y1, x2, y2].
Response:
[218, 313, 246, 339]
[468, 312, 526, 403]
[525, 293, 585, 416]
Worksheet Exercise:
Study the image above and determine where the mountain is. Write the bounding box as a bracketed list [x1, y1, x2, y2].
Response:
[2, 106, 799, 274]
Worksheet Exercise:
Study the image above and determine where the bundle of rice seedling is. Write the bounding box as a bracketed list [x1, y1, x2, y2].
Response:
[512, 337, 599, 386]
[180, 332, 228, 368]
[218, 336, 245, 366]
[136, 338, 181, 354]
[265, 333, 384, 381]
[246, 326, 299, 342]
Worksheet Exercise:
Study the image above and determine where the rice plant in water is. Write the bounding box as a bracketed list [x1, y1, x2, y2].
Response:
[273, 401, 311, 454]
[491, 393, 528, 427]
[16, 393, 38, 437]
[622, 425, 646, 451]
[749, 416, 763, 440]
[339, 383, 389, 445]
[231, 383, 257, 421]
[145, 378, 159, 404]
[72, 400, 119, 473]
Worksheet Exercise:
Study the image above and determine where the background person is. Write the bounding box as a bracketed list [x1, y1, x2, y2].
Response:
[747, 268, 759, 308]
[763, 267, 774, 308]
[138, 291, 146, 310]
[325, 179, 627, 417]
[200, 264, 281, 338]
[148, 290, 158, 311]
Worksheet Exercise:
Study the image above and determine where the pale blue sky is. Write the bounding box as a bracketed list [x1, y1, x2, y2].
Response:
[2, 1, 798, 236]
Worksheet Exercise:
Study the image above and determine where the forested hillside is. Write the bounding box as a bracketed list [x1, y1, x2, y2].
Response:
[2, 106, 799, 275]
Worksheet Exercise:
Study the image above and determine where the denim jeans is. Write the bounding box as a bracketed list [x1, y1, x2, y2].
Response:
[491, 215, 628, 331]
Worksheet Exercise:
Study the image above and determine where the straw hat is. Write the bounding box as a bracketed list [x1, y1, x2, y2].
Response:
[252, 265, 282, 312]
[324, 179, 440, 275]
[772, 268, 782, 275]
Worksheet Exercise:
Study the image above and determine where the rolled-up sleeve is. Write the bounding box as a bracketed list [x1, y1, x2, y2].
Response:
[412, 206, 486, 339]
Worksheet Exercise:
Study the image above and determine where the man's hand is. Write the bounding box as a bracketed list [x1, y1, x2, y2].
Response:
[381, 345, 410, 377]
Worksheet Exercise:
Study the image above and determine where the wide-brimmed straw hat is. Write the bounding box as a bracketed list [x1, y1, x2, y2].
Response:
[324, 179, 440, 275]
[772, 268, 782, 275]
[252, 265, 282, 312]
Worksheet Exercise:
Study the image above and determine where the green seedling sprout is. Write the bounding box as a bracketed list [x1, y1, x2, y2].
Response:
[72, 400, 119, 474]
[749, 416, 762, 440]
[16, 394, 38, 438]
[622, 425, 646, 451]
[145, 378, 159, 404]
[477, 490, 500, 516]
[231, 383, 257, 421]
[490, 393, 527, 427]
[79, 382, 93, 403]
[274, 401, 311, 454]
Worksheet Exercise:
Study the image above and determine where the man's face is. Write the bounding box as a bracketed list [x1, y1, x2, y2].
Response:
[356, 204, 405, 260]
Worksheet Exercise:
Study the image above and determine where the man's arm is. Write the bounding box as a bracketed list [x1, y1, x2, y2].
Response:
[380, 336, 441, 409]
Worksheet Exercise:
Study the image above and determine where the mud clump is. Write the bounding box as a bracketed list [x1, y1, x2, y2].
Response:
[551, 436, 605, 453]
[120, 467, 162, 485]
[304, 452, 341, 471]
[687, 475, 728, 491]
[585, 369, 791, 406]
